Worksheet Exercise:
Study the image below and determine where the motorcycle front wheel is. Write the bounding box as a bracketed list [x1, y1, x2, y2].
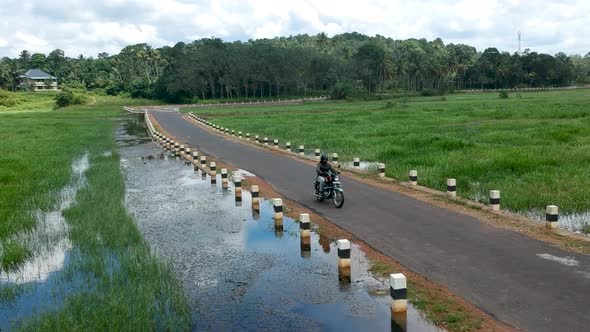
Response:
[332, 191, 344, 208]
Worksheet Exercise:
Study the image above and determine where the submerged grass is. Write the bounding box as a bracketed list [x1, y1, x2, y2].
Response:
[0, 94, 190, 329]
[208, 89, 590, 214]
[18, 151, 189, 330]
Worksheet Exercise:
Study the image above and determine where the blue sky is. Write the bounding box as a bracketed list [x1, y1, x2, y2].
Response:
[1, 0, 588, 58]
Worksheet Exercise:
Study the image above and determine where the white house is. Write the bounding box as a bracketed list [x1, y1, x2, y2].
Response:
[18, 69, 58, 91]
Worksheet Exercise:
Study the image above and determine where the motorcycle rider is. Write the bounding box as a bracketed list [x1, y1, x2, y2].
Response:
[315, 154, 339, 198]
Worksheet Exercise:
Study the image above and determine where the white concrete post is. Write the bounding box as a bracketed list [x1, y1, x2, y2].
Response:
[447, 178, 456, 197]
[234, 177, 242, 202]
[209, 162, 217, 184]
[299, 213, 310, 238]
[174, 142, 180, 155]
[285, 142, 291, 151]
[273, 198, 283, 220]
[337, 239, 351, 268]
[378, 163, 385, 177]
[353, 158, 360, 169]
[246, 133, 250, 140]
[409, 170, 418, 185]
[390, 273, 408, 313]
[314, 149, 321, 160]
[546, 205, 558, 229]
[332, 153, 339, 167]
[300, 213, 311, 257]
[221, 168, 228, 188]
[273, 198, 283, 231]
[200, 155, 206, 167]
[490, 190, 500, 210]
[273, 139, 279, 148]
[251, 185, 259, 210]
[299, 145, 305, 156]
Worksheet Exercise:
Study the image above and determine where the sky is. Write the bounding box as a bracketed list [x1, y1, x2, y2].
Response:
[1, 0, 588, 58]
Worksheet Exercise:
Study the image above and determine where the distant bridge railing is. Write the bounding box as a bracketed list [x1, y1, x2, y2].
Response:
[123, 97, 327, 114]
[123, 106, 146, 114]
[457, 84, 590, 93]
[176, 96, 328, 109]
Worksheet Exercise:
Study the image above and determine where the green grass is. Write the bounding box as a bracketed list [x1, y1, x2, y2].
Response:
[0, 94, 190, 329]
[205, 89, 590, 214]
[0, 90, 59, 112]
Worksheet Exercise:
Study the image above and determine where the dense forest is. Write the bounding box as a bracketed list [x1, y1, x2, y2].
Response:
[1, 32, 589, 102]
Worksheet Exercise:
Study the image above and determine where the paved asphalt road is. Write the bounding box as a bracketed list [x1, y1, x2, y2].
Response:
[151, 110, 590, 332]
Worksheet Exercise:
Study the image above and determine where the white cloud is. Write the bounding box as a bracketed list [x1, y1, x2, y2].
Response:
[0, 0, 589, 58]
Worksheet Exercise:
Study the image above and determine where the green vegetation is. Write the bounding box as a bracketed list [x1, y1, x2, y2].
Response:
[0, 94, 190, 329]
[0, 89, 57, 112]
[54, 88, 90, 108]
[2, 34, 590, 103]
[208, 89, 590, 214]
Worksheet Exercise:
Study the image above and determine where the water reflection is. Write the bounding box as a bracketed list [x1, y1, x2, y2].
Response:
[125, 139, 445, 332]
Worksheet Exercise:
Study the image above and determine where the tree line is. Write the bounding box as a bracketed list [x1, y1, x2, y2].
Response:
[1, 32, 589, 101]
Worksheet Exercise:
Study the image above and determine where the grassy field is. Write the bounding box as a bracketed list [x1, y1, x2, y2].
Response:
[203, 89, 590, 216]
[0, 90, 59, 112]
[0, 94, 190, 329]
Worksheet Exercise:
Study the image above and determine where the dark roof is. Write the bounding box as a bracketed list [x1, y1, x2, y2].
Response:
[19, 69, 57, 79]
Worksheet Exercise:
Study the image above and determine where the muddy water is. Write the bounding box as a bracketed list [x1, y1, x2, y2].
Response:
[122, 137, 443, 331]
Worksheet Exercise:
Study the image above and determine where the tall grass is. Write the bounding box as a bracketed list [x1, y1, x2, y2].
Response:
[17, 150, 189, 330]
[210, 89, 590, 213]
[0, 95, 190, 329]
[0, 90, 58, 112]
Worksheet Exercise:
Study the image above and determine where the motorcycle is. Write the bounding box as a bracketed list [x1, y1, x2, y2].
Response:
[314, 169, 344, 208]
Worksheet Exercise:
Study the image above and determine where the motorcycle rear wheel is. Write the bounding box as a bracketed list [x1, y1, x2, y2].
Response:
[332, 191, 344, 208]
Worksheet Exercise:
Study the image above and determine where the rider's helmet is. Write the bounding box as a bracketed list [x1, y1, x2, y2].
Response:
[320, 154, 328, 163]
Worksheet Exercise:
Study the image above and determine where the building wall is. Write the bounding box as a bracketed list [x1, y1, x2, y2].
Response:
[19, 78, 59, 91]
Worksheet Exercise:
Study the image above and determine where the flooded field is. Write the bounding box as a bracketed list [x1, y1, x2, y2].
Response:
[0, 117, 441, 331]
[0, 154, 88, 330]
[122, 130, 443, 331]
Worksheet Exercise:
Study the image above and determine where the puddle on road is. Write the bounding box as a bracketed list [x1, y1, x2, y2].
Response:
[122, 139, 443, 331]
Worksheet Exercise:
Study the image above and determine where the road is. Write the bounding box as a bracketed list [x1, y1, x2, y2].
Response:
[151, 110, 590, 332]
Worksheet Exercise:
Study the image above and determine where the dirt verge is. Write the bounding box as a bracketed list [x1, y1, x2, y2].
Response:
[148, 113, 516, 332]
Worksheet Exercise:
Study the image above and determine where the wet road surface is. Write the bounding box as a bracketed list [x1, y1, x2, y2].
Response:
[122, 140, 442, 331]
[151, 110, 590, 332]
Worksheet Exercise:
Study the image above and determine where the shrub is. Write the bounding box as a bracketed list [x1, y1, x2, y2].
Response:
[55, 89, 89, 108]
[499, 91, 509, 99]
[421, 89, 436, 97]
[331, 81, 354, 100]
[0, 89, 21, 107]
[440, 96, 447, 101]
[384, 101, 396, 109]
